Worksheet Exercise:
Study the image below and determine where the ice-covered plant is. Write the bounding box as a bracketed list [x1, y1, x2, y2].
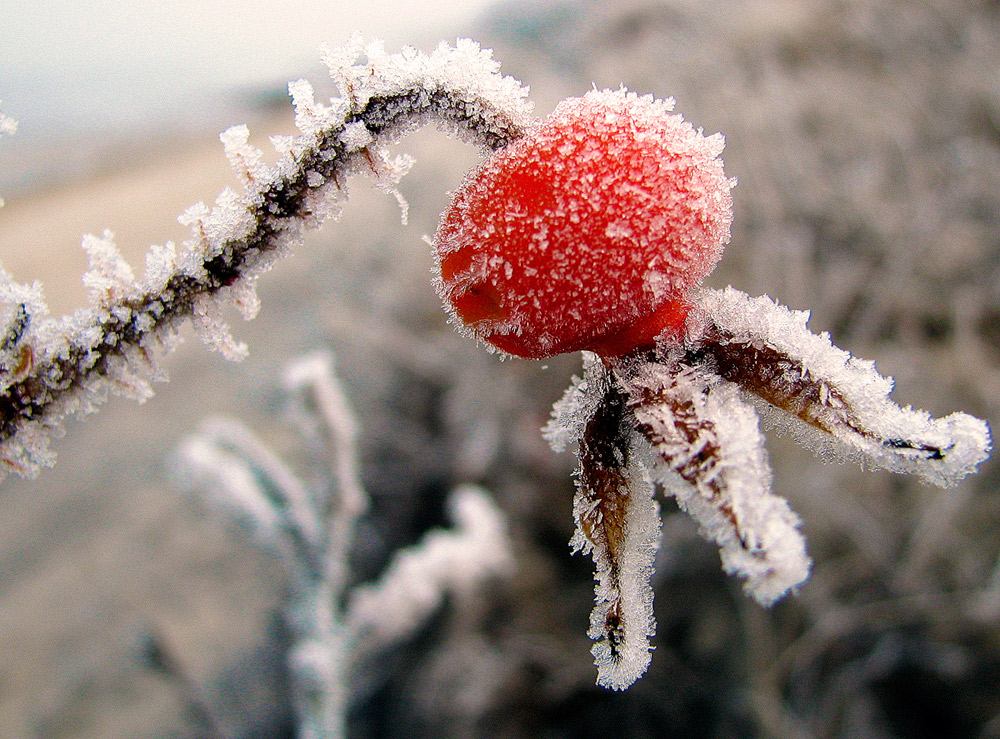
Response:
[175, 351, 513, 739]
[433, 88, 990, 687]
[0, 38, 991, 692]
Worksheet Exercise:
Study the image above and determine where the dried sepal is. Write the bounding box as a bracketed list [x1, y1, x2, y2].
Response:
[567, 366, 660, 690]
[616, 355, 811, 606]
[692, 287, 991, 487]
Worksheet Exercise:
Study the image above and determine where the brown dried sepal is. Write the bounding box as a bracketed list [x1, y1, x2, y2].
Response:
[697, 329, 950, 462]
[576, 381, 633, 658]
[622, 362, 757, 557]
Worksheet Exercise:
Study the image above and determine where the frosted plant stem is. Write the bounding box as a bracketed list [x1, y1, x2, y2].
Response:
[284, 352, 368, 600]
[0, 39, 533, 478]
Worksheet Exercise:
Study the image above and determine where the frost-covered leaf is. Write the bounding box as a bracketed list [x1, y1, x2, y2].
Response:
[619, 356, 811, 606]
[693, 287, 991, 487]
[570, 375, 660, 690]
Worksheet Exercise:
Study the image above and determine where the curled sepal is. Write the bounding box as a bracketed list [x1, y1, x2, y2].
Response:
[693, 287, 992, 488]
[615, 356, 811, 606]
[570, 372, 660, 690]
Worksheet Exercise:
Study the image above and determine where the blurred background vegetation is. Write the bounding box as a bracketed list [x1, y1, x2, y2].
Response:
[1, 0, 998, 737]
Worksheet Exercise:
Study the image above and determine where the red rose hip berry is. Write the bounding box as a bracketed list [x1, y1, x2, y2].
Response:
[434, 89, 734, 359]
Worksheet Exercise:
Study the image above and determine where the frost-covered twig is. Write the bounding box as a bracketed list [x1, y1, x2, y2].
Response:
[0, 37, 533, 478]
[175, 351, 513, 739]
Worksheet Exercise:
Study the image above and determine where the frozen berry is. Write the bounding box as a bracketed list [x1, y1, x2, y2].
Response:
[434, 89, 734, 359]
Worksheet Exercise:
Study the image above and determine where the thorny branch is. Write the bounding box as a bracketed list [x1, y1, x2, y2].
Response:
[0, 38, 533, 477]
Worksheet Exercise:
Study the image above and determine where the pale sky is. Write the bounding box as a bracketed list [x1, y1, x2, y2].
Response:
[0, 0, 500, 135]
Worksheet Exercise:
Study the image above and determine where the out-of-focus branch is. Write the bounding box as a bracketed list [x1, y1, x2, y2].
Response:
[175, 350, 513, 739]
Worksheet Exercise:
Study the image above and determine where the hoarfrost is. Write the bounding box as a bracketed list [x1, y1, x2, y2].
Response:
[191, 294, 248, 360]
[221, 124, 270, 188]
[544, 282, 988, 688]
[288, 78, 336, 138]
[0, 267, 48, 324]
[142, 241, 178, 287]
[0, 37, 534, 478]
[338, 121, 374, 151]
[175, 430, 290, 557]
[345, 485, 514, 652]
[694, 287, 991, 487]
[81, 231, 136, 303]
[624, 359, 810, 605]
[177, 351, 514, 738]
[543, 352, 608, 452]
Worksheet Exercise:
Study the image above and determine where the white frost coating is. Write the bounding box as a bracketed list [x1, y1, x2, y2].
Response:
[191, 294, 249, 361]
[573, 462, 661, 690]
[81, 231, 135, 303]
[695, 287, 992, 487]
[0, 37, 535, 480]
[142, 241, 178, 287]
[320, 36, 535, 146]
[542, 351, 608, 452]
[625, 360, 811, 605]
[175, 432, 287, 550]
[345, 484, 514, 654]
[0, 267, 48, 323]
[282, 350, 368, 597]
[178, 417, 325, 559]
[338, 121, 374, 151]
[544, 354, 661, 689]
[226, 278, 261, 321]
[221, 124, 270, 188]
[288, 78, 336, 138]
[179, 350, 516, 736]
[282, 351, 365, 515]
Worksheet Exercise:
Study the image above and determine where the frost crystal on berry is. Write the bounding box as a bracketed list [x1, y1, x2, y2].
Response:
[434, 88, 734, 359]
